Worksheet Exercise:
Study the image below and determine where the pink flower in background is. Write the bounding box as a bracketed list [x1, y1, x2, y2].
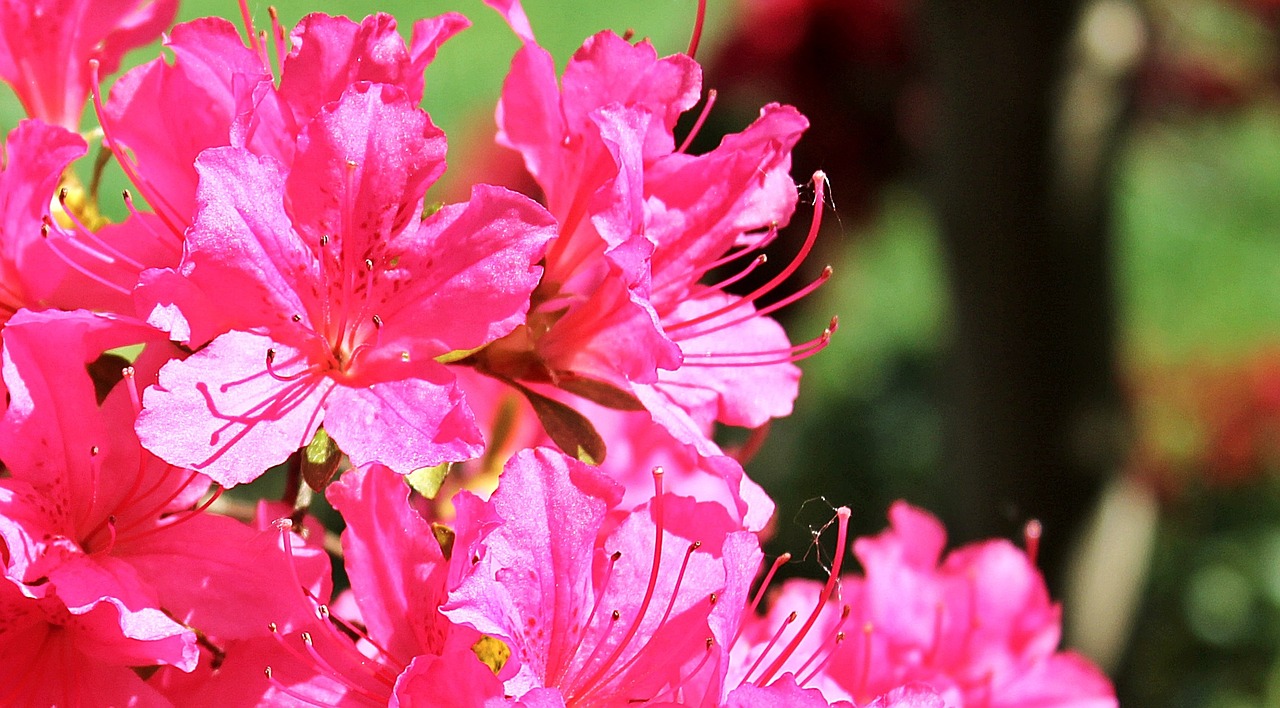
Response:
[730, 502, 1117, 707]
[136, 82, 556, 486]
[0, 0, 177, 129]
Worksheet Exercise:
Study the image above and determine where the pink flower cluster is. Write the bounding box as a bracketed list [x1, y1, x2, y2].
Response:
[0, 1, 1117, 705]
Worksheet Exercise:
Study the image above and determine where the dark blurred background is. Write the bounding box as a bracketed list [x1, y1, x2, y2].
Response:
[8, 0, 1280, 704]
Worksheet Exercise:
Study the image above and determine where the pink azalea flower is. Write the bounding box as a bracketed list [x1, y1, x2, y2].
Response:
[101, 9, 470, 242]
[0, 119, 166, 322]
[0, 0, 177, 129]
[470, 2, 833, 492]
[0, 309, 332, 701]
[135, 81, 557, 486]
[729, 502, 1118, 707]
[208, 463, 497, 705]
[441, 447, 763, 705]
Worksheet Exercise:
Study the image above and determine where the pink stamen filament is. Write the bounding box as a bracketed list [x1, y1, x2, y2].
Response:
[666, 171, 828, 334]
[266, 348, 316, 382]
[797, 629, 846, 688]
[265, 667, 339, 708]
[55, 190, 147, 271]
[238, 0, 263, 56]
[673, 266, 832, 343]
[757, 506, 851, 685]
[40, 221, 133, 297]
[316, 604, 409, 673]
[568, 468, 668, 701]
[594, 540, 702, 691]
[1024, 519, 1042, 567]
[854, 622, 874, 699]
[89, 61, 187, 242]
[677, 89, 717, 154]
[552, 550, 623, 687]
[705, 252, 766, 292]
[732, 552, 792, 649]
[682, 317, 838, 367]
[793, 604, 851, 683]
[300, 631, 394, 700]
[118, 487, 224, 544]
[687, 0, 708, 59]
[743, 611, 796, 683]
[114, 469, 206, 534]
[268, 7, 287, 80]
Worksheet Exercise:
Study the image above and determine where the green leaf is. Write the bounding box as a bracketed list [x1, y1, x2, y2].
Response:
[555, 372, 645, 411]
[513, 382, 606, 465]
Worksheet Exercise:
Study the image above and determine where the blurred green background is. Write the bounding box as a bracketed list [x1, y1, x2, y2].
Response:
[9, 0, 1280, 705]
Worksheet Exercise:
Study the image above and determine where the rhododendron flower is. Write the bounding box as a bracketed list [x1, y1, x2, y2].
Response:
[0, 309, 328, 701]
[0, 0, 177, 128]
[442, 447, 763, 705]
[0, 119, 166, 322]
[136, 81, 557, 486]
[101, 10, 470, 242]
[730, 502, 1117, 707]
[465, 2, 832, 502]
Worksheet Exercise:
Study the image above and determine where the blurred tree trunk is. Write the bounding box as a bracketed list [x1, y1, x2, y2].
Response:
[920, 1, 1131, 594]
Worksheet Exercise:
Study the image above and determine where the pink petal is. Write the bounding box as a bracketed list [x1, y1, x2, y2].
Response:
[378, 183, 556, 357]
[483, 0, 538, 43]
[560, 32, 701, 159]
[183, 147, 315, 340]
[391, 651, 509, 708]
[326, 463, 452, 659]
[138, 330, 334, 487]
[0, 0, 177, 128]
[286, 82, 446, 285]
[443, 448, 622, 696]
[725, 673, 842, 707]
[280, 12, 467, 127]
[121, 512, 332, 641]
[323, 366, 483, 474]
[104, 16, 274, 226]
[658, 289, 801, 428]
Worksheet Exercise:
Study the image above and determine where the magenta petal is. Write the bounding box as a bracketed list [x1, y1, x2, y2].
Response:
[391, 651, 508, 708]
[286, 82, 446, 266]
[322, 366, 482, 474]
[443, 448, 622, 696]
[183, 147, 315, 339]
[865, 684, 948, 708]
[379, 184, 556, 356]
[560, 32, 701, 158]
[326, 464, 451, 659]
[0, 119, 85, 309]
[0, 581, 172, 707]
[726, 673, 841, 707]
[280, 12, 465, 125]
[104, 17, 274, 226]
[138, 330, 334, 486]
[483, 0, 538, 43]
[495, 41, 565, 183]
[122, 512, 331, 641]
[0, 0, 177, 128]
[408, 13, 473, 88]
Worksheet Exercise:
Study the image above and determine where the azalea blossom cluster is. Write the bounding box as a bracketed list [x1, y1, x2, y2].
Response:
[0, 0, 1118, 705]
